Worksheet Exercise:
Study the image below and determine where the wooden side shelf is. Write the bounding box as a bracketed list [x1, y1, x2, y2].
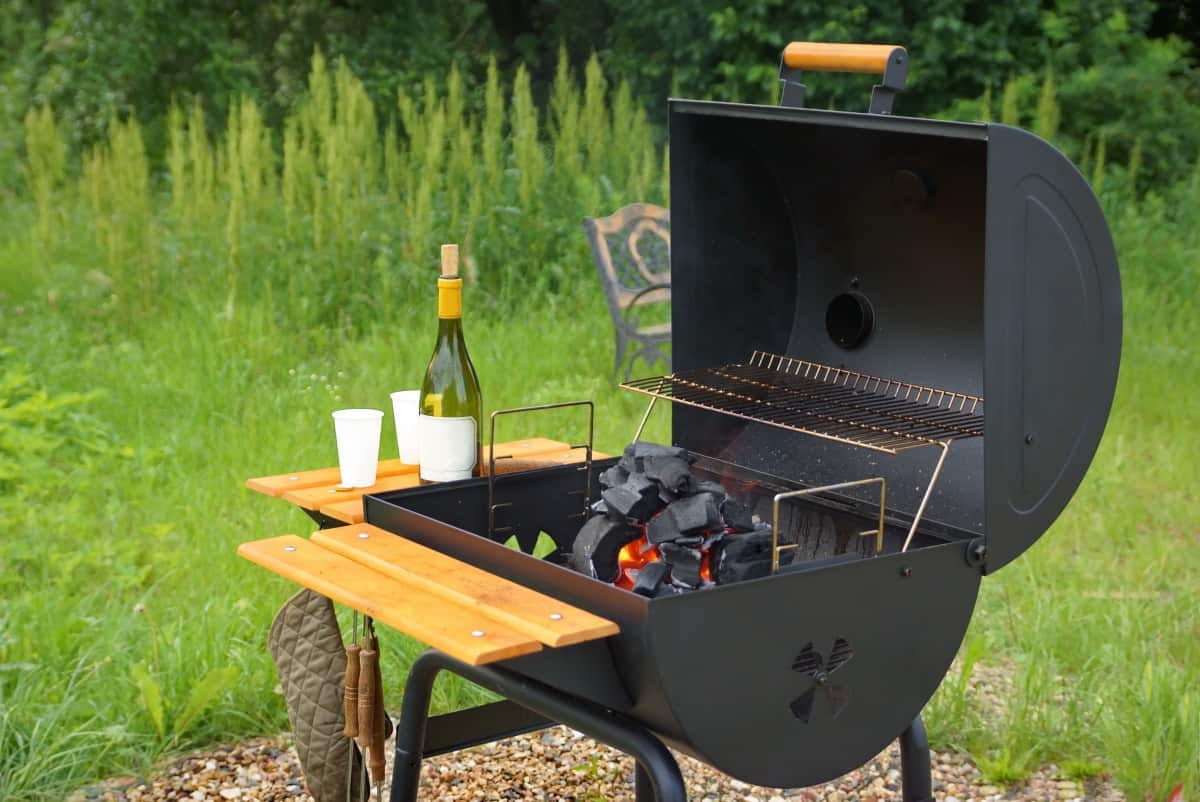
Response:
[245, 438, 571, 498]
[313, 524, 617, 647]
[237, 528, 619, 666]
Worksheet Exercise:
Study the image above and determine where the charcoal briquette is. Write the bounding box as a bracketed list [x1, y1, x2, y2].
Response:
[668, 492, 723, 534]
[659, 542, 704, 588]
[712, 527, 793, 585]
[643, 455, 694, 494]
[601, 473, 662, 522]
[624, 441, 693, 462]
[720, 498, 756, 532]
[716, 555, 772, 584]
[646, 509, 681, 545]
[631, 560, 671, 597]
[599, 464, 629, 490]
[693, 480, 727, 503]
[570, 514, 638, 582]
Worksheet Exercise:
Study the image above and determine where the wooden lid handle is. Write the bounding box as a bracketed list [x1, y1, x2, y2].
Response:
[782, 42, 905, 75]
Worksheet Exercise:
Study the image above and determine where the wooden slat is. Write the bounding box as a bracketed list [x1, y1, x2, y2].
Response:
[246, 437, 569, 498]
[237, 535, 541, 665]
[287, 472, 422, 512]
[277, 439, 574, 510]
[312, 524, 619, 648]
[246, 459, 412, 497]
[321, 498, 387, 525]
[317, 448, 607, 524]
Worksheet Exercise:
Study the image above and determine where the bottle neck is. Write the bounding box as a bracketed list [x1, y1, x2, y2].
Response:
[438, 276, 463, 321]
[436, 315, 463, 340]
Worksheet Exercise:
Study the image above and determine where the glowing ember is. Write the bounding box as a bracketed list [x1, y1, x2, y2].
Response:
[614, 529, 716, 590]
[615, 531, 659, 590]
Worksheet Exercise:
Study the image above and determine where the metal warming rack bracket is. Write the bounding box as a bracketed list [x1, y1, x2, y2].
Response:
[621, 350, 985, 560]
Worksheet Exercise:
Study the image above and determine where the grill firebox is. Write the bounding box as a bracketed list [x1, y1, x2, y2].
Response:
[368, 43, 1122, 800]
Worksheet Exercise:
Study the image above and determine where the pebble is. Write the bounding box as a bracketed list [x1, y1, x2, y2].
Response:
[71, 658, 1127, 802]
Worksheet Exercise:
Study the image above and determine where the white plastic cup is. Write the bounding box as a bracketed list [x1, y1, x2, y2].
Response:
[390, 390, 421, 465]
[332, 409, 384, 488]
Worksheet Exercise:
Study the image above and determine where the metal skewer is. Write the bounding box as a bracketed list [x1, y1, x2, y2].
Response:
[358, 617, 374, 802]
[344, 611, 360, 802]
[367, 622, 387, 801]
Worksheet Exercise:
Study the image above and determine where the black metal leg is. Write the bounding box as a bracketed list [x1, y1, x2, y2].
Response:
[635, 761, 655, 801]
[389, 649, 687, 802]
[389, 652, 440, 802]
[899, 715, 934, 802]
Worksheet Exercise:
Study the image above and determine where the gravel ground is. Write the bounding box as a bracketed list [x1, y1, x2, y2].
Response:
[73, 660, 1123, 802]
[74, 727, 1124, 802]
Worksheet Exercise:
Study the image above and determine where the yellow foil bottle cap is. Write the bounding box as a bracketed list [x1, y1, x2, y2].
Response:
[438, 244, 462, 318]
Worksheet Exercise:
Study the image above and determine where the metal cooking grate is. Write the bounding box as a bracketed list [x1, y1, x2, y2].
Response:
[622, 351, 984, 454]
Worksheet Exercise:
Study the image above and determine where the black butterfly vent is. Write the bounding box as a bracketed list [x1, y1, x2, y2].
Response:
[790, 637, 855, 723]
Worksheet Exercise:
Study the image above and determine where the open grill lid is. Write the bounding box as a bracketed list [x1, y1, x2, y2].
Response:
[666, 97, 1121, 574]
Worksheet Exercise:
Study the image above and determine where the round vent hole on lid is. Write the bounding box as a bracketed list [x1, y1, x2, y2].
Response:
[826, 292, 875, 349]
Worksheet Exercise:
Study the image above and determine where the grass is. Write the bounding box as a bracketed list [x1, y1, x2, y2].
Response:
[1, 53, 1197, 802]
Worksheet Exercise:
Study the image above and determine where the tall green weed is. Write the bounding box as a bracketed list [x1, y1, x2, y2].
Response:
[20, 50, 664, 331]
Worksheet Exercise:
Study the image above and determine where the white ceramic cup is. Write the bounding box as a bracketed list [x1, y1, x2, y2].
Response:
[390, 390, 421, 465]
[331, 408, 384, 487]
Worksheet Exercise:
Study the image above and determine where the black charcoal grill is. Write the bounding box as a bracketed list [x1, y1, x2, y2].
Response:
[369, 43, 1122, 802]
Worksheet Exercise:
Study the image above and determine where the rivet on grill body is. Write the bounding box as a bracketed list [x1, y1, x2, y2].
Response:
[900, 566, 912, 577]
[1025, 434, 1035, 444]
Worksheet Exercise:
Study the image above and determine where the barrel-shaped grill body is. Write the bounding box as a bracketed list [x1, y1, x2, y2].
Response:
[366, 96, 1120, 789]
[366, 461, 980, 788]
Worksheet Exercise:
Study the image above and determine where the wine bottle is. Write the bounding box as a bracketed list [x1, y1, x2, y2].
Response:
[418, 244, 483, 482]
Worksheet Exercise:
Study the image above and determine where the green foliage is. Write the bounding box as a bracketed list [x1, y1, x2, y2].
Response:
[17, 51, 666, 331]
[131, 664, 166, 740]
[943, 25, 1200, 191]
[5, 0, 1199, 192]
[22, 104, 65, 250]
[1033, 70, 1061, 141]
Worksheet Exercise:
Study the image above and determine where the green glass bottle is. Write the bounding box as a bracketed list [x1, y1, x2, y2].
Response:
[418, 244, 483, 482]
